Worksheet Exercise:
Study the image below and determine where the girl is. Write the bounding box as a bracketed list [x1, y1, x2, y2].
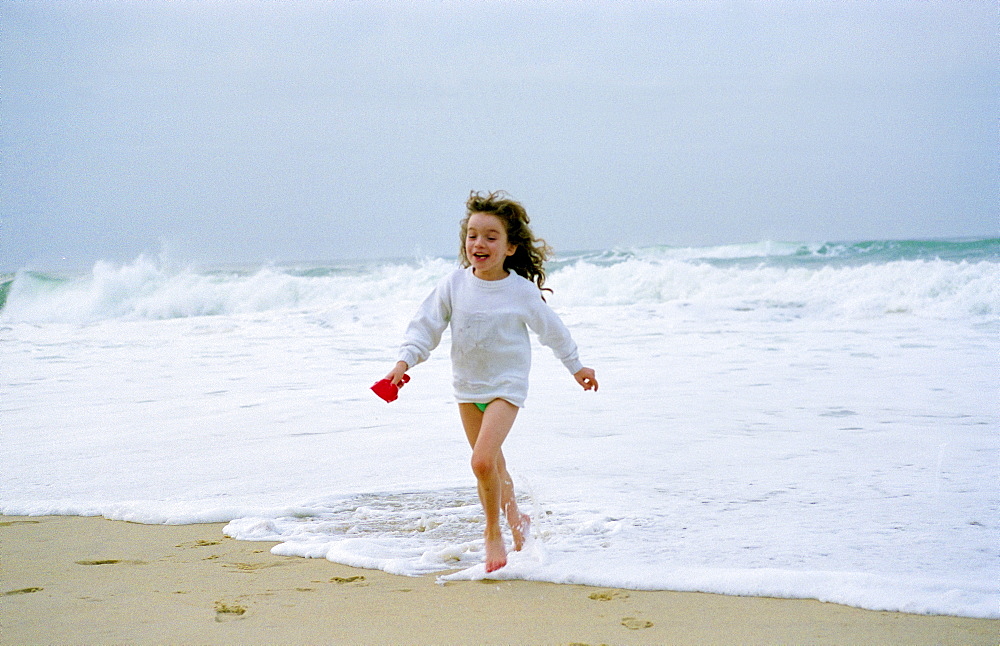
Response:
[384, 190, 598, 573]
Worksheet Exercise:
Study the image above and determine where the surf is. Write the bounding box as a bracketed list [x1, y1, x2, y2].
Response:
[2, 239, 997, 324]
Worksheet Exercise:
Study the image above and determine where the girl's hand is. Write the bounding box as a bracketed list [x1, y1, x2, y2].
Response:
[574, 367, 599, 392]
[386, 361, 409, 387]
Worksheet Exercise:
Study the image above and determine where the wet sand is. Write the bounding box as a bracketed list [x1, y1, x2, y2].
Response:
[1, 515, 996, 645]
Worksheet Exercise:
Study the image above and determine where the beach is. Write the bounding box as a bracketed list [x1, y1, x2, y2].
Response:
[5, 1, 997, 639]
[2, 244, 998, 624]
[1, 515, 996, 645]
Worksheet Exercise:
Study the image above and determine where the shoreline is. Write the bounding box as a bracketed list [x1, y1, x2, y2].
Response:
[1, 515, 997, 645]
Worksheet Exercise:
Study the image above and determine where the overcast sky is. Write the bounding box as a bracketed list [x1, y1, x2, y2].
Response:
[2, 0, 997, 271]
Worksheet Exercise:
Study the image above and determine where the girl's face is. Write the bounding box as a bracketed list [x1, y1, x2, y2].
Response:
[466, 212, 517, 280]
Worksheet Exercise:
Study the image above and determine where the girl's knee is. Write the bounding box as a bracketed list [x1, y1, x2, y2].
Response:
[470, 453, 497, 479]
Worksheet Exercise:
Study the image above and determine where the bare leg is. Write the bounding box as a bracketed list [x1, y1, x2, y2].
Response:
[459, 400, 522, 572]
[459, 401, 528, 545]
[499, 457, 531, 551]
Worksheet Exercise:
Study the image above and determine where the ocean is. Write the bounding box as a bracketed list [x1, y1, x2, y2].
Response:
[2, 238, 998, 618]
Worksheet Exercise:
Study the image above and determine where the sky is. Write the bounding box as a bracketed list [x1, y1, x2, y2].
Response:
[2, 0, 997, 271]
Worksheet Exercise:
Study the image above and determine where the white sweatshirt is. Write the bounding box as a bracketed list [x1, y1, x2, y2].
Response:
[398, 267, 584, 408]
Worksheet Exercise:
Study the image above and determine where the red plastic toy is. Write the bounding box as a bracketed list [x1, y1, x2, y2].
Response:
[371, 374, 410, 402]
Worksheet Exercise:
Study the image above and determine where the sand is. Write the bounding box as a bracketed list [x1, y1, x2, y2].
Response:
[1, 515, 996, 645]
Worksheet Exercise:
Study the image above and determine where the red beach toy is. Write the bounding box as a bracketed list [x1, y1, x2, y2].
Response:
[371, 374, 410, 403]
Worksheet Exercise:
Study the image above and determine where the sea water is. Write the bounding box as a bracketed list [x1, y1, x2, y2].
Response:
[2, 239, 998, 618]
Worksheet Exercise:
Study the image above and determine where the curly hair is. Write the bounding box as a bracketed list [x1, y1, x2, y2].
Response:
[460, 190, 553, 293]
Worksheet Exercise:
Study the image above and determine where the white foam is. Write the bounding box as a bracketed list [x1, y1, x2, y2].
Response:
[2, 250, 998, 618]
[546, 256, 1000, 319]
[0, 255, 455, 323]
[3, 252, 997, 324]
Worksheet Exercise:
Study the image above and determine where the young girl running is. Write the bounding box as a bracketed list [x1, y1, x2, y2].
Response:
[384, 190, 598, 573]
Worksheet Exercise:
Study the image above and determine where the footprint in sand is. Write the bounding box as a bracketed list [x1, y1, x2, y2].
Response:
[588, 589, 629, 601]
[4, 587, 43, 596]
[330, 576, 366, 584]
[213, 601, 247, 622]
[176, 539, 223, 548]
[621, 617, 654, 630]
[74, 559, 146, 566]
[223, 562, 280, 572]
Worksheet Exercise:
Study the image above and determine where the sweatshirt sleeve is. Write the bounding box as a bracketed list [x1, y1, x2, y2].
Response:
[526, 292, 584, 375]
[397, 274, 452, 369]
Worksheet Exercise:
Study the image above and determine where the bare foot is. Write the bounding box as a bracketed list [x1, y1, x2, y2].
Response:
[510, 513, 531, 551]
[484, 531, 507, 573]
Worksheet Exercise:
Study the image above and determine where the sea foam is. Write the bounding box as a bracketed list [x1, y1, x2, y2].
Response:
[2, 240, 997, 618]
[2, 241, 997, 323]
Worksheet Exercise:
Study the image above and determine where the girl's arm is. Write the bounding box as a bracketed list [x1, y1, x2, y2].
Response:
[526, 289, 597, 390]
[391, 273, 453, 382]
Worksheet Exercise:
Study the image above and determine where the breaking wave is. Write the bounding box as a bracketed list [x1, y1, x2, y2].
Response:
[1, 239, 997, 323]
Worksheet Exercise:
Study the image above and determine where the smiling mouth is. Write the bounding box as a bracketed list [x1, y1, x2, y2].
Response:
[472, 253, 489, 260]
